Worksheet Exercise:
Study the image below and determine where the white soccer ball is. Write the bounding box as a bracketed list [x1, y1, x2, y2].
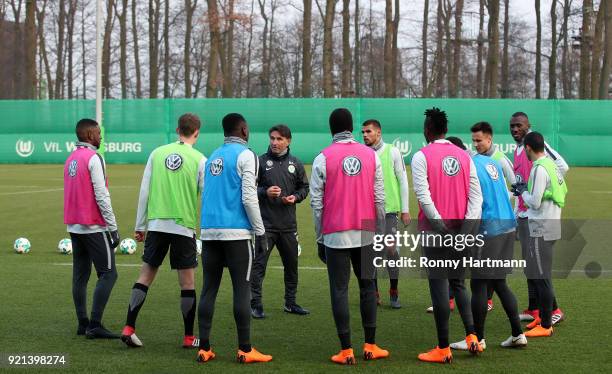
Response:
[58, 238, 73, 255]
[14, 238, 31, 254]
[196, 240, 202, 256]
[120, 238, 137, 255]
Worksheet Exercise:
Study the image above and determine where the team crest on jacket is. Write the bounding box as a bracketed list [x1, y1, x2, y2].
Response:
[442, 156, 460, 176]
[288, 164, 295, 174]
[342, 156, 362, 176]
[165, 154, 183, 171]
[485, 163, 499, 180]
[210, 158, 224, 176]
[68, 160, 78, 177]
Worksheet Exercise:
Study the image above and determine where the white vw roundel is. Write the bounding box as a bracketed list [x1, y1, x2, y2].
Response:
[165, 154, 183, 171]
[342, 156, 362, 176]
[68, 160, 78, 177]
[210, 158, 224, 176]
[515, 174, 524, 183]
[485, 163, 499, 181]
[442, 156, 460, 176]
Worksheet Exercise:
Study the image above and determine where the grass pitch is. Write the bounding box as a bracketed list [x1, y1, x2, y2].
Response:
[1, 164, 611, 373]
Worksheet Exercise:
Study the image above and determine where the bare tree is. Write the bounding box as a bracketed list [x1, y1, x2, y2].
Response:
[222, 0, 235, 97]
[354, 0, 361, 96]
[485, 0, 499, 98]
[55, 0, 66, 98]
[24, 0, 36, 99]
[36, 0, 53, 99]
[434, 0, 444, 96]
[548, 0, 557, 99]
[561, 0, 571, 98]
[301, 0, 312, 97]
[450, 0, 463, 98]
[149, 0, 161, 98]
[102, 0, 115, 98]
[501, 0, 509, 98]
[322, 0, 336, 97]
[384, 0, 393, 97]
[391, 0, 399, 96]
[132, 0, 142, 97]
[163, 0, 169, 98]
[116, 0, 128, 98]
[258, 0, 271, 97]
[206, 0, 222, 97]
[184, 0, 196, 97]
[341, 0, 351, 97]
[421, 0, 429, 96]
[601, 0, 612, 98]
[580, 0, 592, 99]
[476, 0, 484, 97]
[534, 0, 541, 98]
[591, 2, 605, 99]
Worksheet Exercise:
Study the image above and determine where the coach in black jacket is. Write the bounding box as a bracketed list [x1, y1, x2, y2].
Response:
[251, 125, 310, 319]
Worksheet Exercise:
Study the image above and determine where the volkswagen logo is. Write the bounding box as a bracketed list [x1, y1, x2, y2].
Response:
[442, 156, 460, 177]
[68, 160, 78, 177]
[515, 174, 524, 183]
[342, 156, 362, 176]
[485, 163, 499, 181]
[165, 153, 183, 171]
[210, 158, 224, 176]
[15, 139, 34, 157]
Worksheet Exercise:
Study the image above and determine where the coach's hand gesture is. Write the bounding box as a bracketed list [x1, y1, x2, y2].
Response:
[281, 195, 296, 205]
[267, 186, 282, 198]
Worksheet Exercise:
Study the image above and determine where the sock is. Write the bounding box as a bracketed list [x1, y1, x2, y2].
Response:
[364, 327, 376, 344]
[553, 297, 559, 311]
[180, 289, 196, 336]
[126, 283, 149, 329]
[88, 320, 101, 329]
[239, 344, 252, 353]
[200, 339, 210, 351]
[79, 318, 90, 327]
[389, 279, 398, 292]
[339, 332, 352, 350]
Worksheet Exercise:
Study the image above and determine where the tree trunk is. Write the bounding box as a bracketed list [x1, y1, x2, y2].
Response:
[163, 0, 169, 98]
[548, 0, 557, 99]
[301, 0, 312, 97]
[24, 0, 36, 99]
[561, 0, 570, 98]
[149, 0, 161, 98]
[341, 0, 351, 97]
[258, 0, 270, 97]
[600, 0, 612, 98]
[118, 0, 128, 99]
[223, 0, 235, 97]
[476, 0, 484, 97]
[391, 0, 399, 96]
[450, 0, 463, 98]
[384, 0, 393, 97]
[55, 0, 66, 99]
[591, 2, 605, 99]
[485, 0, 499, 98]
[422, 0, 429, 97]
[323, 0, 336, 97]
[580, 0, 592, 99]
[354, 0, 361, 96]
[36, 0, 53, 99]
[184, 0, 195, 98]
[132, 0, 142, 98]
[245, 0, 255, 97]
[206, 0, 221, 97]
[443, 0, 451, 97]
[81, 0, 86, 98]
[501, 0, 509, 98]
[535, 0, 541, 98]
[102, 0, 114, 98]
[434, 0, 444, 97]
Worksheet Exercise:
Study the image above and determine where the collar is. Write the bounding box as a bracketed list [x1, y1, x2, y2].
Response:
[76, 141, 98, 150]
[483, 144, 496, 157]
[176, 140, 193, 148]
[224, 136, 247, 145]
[332, 131, 355, 143]
[267, 146, 289, 160]
[431, 139, 451, 144]
[372, 140, 385, 151]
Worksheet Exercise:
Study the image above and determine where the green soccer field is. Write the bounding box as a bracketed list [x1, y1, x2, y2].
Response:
[1, 164, 611, 373]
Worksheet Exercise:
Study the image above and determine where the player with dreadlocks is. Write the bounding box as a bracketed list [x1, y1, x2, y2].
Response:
[411, 108, 483, 363]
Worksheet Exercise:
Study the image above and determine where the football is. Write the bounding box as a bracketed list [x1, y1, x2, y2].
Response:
[14, 238, 31, 254]
[120, 238, 137, 255]
[58, 238, 73, 255]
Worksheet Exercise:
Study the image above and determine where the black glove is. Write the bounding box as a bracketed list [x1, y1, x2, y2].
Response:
[317, 242, 327, 264]
[255, 235, 268, 255]
[109, 230, 120, 249]
[511, 182, 528, 197]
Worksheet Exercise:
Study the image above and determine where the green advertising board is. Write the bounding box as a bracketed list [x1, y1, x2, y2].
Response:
[0, 99, 610, 166]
